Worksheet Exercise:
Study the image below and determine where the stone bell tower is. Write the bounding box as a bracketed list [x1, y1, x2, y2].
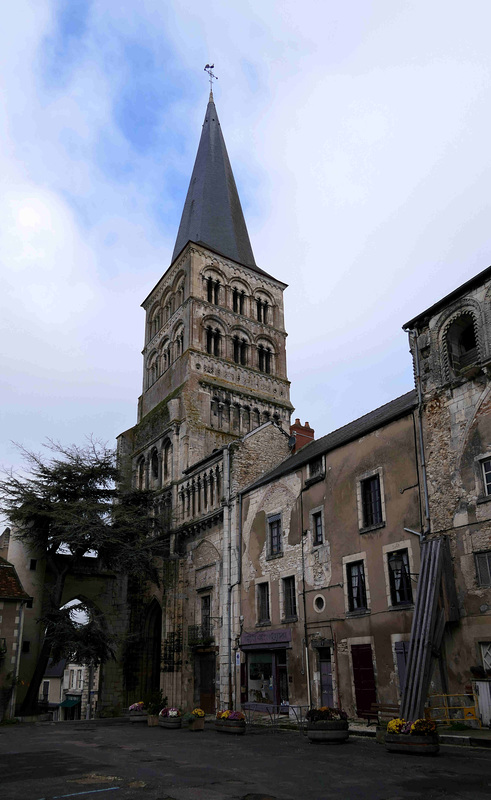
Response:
[118, 90, 292, 490]
[116, 90, 293, 705]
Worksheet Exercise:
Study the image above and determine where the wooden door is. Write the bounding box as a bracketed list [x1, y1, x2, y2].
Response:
[319, 648, 334, 707]
[351, 643, 377, 715]
[198, 653, 216, 714]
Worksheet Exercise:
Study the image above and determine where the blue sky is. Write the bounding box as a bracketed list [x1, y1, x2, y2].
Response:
[2, 0, 491, 477]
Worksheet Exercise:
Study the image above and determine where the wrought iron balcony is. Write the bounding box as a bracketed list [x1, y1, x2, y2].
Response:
[187, 623, 214, 647]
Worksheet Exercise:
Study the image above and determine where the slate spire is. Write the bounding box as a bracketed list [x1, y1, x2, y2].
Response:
[172, 97, 256, 268]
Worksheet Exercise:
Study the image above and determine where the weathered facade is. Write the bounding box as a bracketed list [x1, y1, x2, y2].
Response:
[403, 267, 491, 724]
[237, 392, 422, 716]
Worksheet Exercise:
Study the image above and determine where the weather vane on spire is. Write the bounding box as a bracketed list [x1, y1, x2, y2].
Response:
[204, 64, 217, 100]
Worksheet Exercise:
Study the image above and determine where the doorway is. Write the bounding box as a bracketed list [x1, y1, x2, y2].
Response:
[318, 647, 334, 707]
[351, 643, 377, 715]
[195, 652, 216, 713]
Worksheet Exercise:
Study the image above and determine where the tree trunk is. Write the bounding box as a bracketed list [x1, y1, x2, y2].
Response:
[19, 562, 68, 716]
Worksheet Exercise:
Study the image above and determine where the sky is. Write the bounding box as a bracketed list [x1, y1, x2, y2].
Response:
[2, 0, 491, 477]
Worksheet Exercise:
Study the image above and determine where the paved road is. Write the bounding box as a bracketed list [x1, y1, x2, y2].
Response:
[1, 721, 490, 800]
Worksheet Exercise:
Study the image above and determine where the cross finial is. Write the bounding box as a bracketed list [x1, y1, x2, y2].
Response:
[204, 64, 218, 101]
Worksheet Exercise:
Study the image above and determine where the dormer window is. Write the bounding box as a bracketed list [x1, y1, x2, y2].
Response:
[447, 314, 478, 373]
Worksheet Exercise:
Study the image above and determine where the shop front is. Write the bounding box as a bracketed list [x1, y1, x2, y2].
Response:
[239, 628, 291, 712]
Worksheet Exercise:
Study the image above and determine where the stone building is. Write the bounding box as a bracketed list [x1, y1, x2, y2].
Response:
[236, 391, 421, 716]
[403, 266, 491, 725]
[0, 541, 30, 719]
[117, 90, 293, 711]
[232, 268, 491, 723]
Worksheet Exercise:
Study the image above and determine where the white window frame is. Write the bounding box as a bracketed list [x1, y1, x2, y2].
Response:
[342, 551, 371, 614]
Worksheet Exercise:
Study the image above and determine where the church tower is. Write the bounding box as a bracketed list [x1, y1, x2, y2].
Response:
[117, 89, 293, 707]
[119, 92, 292, 482]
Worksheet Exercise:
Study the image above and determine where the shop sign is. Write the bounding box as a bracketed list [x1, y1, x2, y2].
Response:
[240, 628, 291, 649]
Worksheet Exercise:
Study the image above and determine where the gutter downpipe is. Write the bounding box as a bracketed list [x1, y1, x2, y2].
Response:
[300, 487, 312, 709]
[409, 329, 430, 537]
[224, 443, 242, 710]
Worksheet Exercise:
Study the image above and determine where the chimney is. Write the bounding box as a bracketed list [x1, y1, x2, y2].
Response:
[290, 419, 315, 453]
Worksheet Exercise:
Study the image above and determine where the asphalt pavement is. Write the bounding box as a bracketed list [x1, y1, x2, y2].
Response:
[0, 719, 490, 800]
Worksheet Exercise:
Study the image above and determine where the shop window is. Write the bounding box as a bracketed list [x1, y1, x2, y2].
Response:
[388, 550, 413, 605]
[360, 474, 383, 528]
[347, 560, 367, 612]
[257, 583, 270, 624]
[282, 576, 297, 619]
[476, 551, 491, 587]
[268, 514, 282, 557]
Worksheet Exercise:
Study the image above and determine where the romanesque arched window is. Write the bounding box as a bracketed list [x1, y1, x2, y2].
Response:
[163, 440, 172, 482]
[150, 449, 159, 488]
[147, 352, 159, 386]
[233, 287, 245, 314]
[233, 335, 248, 365]
[447, 313, 479, 373]
[206, 276, 220, 305]
[206, 326, 221, 357]
[257, 344, 273, 374]
[137, 457, 146, 490]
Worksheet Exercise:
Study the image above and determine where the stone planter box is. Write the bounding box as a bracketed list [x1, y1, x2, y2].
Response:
[159, 716, 182, 729]
[306, 720, 349, 744]
[147, 715, 159, 726]
[188, 717, 205, 731]
[385, 733, 440, 755]
[129, 711, 148, 723]
[215, 718, 246, 735]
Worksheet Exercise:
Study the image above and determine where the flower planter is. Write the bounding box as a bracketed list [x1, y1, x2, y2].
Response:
[189, 717, 205, 731]
[159, 716, 182, 729]
[215, 718, 246, 735]
[147, 715, 159, 726]
[129, 711, 148, 723]
[385, 733, 439, 755]
[306, 720, 349, 744]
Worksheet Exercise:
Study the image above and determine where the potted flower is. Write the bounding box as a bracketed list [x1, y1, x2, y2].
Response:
[385, 717, 439, 755]
[215, 709, 246, 735]
[159, 707, 182, 729]
[145, 690, 167, 726]
[188, 708, 206, 732]
[305, 707, 349, 743]
[128, 701, 147, 723]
